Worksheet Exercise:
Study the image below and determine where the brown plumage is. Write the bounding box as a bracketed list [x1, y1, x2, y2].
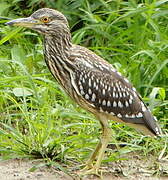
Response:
[6, 8, 162, 175]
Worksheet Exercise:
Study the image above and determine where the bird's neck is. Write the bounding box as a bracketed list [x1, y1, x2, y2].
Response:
[44, 31, 72, 58]
[43, 31, 74, 90]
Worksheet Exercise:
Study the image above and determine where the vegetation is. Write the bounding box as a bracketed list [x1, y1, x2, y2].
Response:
[0, 0, 167, 176]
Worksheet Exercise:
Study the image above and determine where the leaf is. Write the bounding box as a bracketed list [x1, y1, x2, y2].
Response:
[29, 163, 47, 172]
[149, 87, 160, 100]
[11, 44, 25, 62]
[149, 87, 163, 109]
[159, 88, 166, 101]
[155, 0, 168, 7]
[12, 87, 33, 97]
[0, 27, 22, 45]
[146, 59, 168, 95]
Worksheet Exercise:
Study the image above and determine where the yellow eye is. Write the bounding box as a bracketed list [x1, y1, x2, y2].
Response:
[41, 17, 50, 23]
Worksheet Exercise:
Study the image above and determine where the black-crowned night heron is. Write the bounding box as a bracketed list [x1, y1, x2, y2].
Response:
[6, 8, 162, 175]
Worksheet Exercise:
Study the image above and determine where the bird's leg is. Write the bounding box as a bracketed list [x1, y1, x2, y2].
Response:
[94, 126, 111, 170]
[80, 118, 112, 176]
[82, 140, 102, 169]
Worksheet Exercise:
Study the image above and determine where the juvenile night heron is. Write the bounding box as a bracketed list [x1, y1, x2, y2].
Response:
[6, 8, 162, 175]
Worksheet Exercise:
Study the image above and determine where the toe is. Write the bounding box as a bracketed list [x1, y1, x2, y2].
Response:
[78, 166, 101, 177]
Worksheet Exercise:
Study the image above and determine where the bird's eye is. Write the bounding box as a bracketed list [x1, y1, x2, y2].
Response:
[41, 17, 50, 23]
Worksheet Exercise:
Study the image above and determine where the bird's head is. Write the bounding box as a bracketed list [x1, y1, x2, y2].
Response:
[6, 8, 69, 35]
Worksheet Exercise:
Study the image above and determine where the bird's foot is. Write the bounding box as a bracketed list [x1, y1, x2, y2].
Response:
[80, 162, 94, 171]
[78, 164, 103, 178]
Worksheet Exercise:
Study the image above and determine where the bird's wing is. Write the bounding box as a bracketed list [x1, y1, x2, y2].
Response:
[70, 46, 161, 136]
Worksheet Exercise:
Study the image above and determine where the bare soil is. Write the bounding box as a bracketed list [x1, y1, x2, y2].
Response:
[0, 154, 168, 180]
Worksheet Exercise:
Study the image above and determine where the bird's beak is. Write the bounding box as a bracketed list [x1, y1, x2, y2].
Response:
[5, 17, 40, 28]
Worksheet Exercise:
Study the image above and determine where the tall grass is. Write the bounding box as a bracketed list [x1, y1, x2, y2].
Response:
[0, 0, 167, 175]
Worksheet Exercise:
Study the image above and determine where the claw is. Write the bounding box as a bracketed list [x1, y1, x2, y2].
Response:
[80, 163, 94, 172]
[78, 165, 101, 177]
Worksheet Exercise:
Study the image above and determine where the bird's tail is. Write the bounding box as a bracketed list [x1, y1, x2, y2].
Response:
[143, 109, 162, 136]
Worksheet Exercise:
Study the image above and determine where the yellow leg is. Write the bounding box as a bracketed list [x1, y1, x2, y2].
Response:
[80, 117, 112, 176]
[94, 126, 111, 169]
[82, 139, 102, 169]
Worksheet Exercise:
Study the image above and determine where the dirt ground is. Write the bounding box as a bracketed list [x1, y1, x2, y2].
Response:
[0, 154, 168, 180]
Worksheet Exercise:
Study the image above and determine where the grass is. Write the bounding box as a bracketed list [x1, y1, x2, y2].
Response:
[0, 0, 168, 177]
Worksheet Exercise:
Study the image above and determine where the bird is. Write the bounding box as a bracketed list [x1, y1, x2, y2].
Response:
[6, 8, 162, 175]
